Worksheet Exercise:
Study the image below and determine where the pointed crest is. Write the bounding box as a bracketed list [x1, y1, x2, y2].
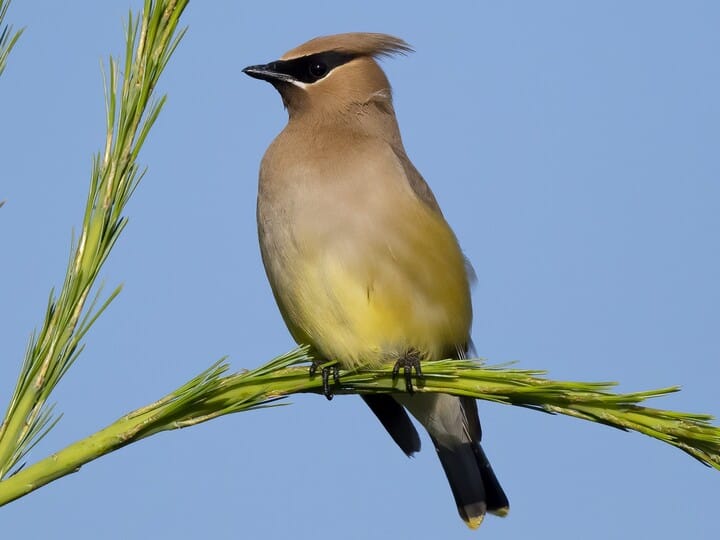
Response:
[281, 32, 413, 61]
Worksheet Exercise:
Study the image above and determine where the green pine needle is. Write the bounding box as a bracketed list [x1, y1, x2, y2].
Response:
[0, 0, 23, 77]
[0, 0, 189, 480]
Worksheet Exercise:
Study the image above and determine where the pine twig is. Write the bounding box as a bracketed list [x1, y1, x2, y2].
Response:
[0, 0, 189, 480]
[0, 346, 717, 506]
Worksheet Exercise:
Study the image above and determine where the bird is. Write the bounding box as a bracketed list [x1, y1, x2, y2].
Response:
[243, 32, 509, 529]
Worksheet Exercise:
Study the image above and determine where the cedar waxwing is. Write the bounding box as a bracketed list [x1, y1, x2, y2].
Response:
[243, 32, 509, 529]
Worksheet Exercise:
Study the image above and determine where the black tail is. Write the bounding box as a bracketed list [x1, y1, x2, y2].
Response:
[432, 438, 509, 528]
[473, 442, 509, 515]
[361, 394, 420, 456]
[366, 393, 509, 528]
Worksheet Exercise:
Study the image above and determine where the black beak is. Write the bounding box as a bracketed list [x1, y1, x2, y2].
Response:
[242, 62, 295, 84]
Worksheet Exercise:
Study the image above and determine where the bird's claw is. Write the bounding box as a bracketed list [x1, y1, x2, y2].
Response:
[392, 352, 424, 394]
[309, 361, 340, 400]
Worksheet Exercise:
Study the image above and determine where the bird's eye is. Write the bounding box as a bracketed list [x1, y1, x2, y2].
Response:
[309, 61, 328, 79]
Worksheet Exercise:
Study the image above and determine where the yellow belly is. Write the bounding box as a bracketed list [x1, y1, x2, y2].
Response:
[267, 199, 472, 369]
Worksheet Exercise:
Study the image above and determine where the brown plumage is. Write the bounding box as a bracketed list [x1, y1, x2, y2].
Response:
[243, 32, 509, 529]
[280, 32, 413, 61]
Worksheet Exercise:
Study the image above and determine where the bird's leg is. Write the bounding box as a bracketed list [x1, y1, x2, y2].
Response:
[392, 350, 424, 394]
[309, 360, 340, 400]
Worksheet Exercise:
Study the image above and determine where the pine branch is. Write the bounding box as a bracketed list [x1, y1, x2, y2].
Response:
[0, 0, 189, 479]
[0, 346, 717, 506]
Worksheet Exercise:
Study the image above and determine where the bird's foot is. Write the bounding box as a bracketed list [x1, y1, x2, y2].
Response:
[309, 361, 340, 400]
[392, 351, 424, 394]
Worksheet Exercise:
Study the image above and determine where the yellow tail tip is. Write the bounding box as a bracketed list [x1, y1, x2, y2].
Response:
[464, 514, 485, 530]
[490, 506, 510, 518]
[464, 506, 510, 528]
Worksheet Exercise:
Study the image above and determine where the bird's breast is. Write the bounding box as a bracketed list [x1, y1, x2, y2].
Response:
[257, 134, 472, 367]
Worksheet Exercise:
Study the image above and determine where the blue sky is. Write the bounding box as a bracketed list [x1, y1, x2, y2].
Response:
[1, 1, 718, 538]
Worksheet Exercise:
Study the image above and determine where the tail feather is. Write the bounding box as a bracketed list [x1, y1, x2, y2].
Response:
[396, 393, 509, 528]
[432, 438, 509, 528]
[432, 438, 488, 528]
[473, 442, 509, 515]
[361, 394, 421, 456]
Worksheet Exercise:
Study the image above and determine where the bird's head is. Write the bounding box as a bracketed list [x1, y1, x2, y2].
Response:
[243, 32, 412, 119]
